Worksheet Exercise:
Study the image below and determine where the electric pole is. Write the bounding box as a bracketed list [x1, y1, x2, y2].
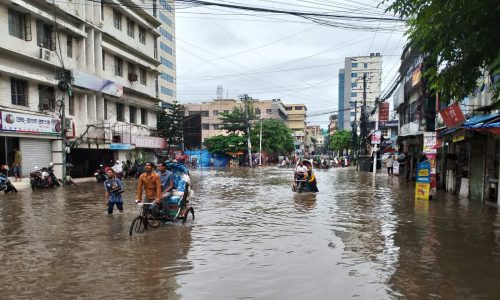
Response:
[241, 94, 253, 168]
[57, 79, 70, 186]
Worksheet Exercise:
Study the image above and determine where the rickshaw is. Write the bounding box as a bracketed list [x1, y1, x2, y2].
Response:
[129, 162, 195, 236]
[292, 159, 318, 193]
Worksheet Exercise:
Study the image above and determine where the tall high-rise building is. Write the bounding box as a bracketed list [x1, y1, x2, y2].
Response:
[157, 0, 176, 104]
[343, 54, 382, 131]
[338, 69, 346, 130]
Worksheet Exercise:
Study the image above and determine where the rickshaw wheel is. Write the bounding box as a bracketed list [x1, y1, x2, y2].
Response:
[130, 216, 146, 236]
[182, 207, 195, 223]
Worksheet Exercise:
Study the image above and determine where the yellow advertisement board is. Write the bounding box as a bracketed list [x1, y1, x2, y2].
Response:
[415, 182, 430, 201]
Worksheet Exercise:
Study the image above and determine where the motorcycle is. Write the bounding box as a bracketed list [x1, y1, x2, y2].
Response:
[94, 165, 108, 183]
[30, 163, 61, 190]
[0, 166, 17, 193]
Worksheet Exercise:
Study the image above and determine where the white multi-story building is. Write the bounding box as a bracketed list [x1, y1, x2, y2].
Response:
[341, 54, 382, 132]
[0, 0, 176, 178]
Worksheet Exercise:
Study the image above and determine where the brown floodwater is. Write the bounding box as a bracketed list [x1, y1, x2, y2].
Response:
[0, 167, 499, 299]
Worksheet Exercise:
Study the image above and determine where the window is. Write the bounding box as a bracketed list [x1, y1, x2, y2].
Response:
[161, 73, 174, 83]
[285, 107, 292, 111]
[201, 111, 209, 117]
[126, 18, 134, 38]
[255, 108, 261, 115]
[36, 20, 54, 50]
[67, 35, 73, 58]
[213, 124, 220, 130]
[351, 62, 358, 68]
[141, 108, 147, 125]
[295, 106, 303, 110]
[351, 92, 357, 97]
[68, 95, 75, 115]
[160, 57, 174, 69]
[38, 84, 55, 111]
[114, 56, 123, 76]
[161, 86, 173, 96]
[213, 110, 219, 116]
[8, 9, 30, 40]
[160, 42, 173, 55]
[159, 28, 173, 41]
[159, 12, 173, 27]
[364, 63, 368, 68]
[139, 27, 146, 44]
[129, 106, 137, 124]
[202, 123, 209, 130]
[352, 72, 358, 77]
[351, 83, 357, 88]
[140, 68, 147, 85]
[11, 78, 28, 106]
[104, 99, 108, 119]
[102, 50, 105, 70]
[116, 103, 124, 121]
[266, 109, 272, 115]
[113, 9, 122, 30]
[224, 110, 229, 114]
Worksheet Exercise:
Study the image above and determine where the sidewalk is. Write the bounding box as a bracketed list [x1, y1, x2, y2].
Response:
[10, 177, 97, 191]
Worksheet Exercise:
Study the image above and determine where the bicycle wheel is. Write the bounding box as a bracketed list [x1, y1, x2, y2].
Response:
[129, 216, 146, 236]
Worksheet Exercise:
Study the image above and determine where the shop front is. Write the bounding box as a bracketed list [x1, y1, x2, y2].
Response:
[0, 110, 61, 177]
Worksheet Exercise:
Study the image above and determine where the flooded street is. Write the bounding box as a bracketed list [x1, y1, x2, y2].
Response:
[1, 167, 500, 299]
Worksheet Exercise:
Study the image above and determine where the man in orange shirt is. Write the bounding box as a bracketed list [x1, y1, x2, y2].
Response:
[135, 162, 162, 205]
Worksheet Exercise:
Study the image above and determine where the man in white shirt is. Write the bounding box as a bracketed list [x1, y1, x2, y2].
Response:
[295, 161, 308, 178]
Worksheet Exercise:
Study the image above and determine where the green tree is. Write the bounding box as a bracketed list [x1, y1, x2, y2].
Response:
[330, 130, 352, 152]
[203, 134, 246, 153]
[220, 99, 257, 135]
[250, 119, 294, 155]
[383, 0, 500, 101]
[157, 101, 185, 153]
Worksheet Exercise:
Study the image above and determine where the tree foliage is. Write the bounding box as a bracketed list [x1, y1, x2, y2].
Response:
[383, 0, 500, 101]
[250, 119, 294, 155]
[157, 101, 185, 151]
[203, 134, 246, 153]
[220, 100, 257, 135]
[329, 130, 352, 152]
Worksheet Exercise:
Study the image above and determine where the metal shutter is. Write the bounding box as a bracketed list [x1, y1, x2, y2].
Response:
[20, 138, 52, 177]
[469, 135, 486, 201]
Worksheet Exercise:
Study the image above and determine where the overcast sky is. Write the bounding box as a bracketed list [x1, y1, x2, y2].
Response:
[174, 0, 407, 128]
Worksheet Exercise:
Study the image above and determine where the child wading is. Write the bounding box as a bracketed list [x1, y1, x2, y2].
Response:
[104, 168, 124, 214]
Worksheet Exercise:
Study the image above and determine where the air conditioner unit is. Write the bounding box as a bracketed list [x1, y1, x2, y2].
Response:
[39, 48, 52, 61]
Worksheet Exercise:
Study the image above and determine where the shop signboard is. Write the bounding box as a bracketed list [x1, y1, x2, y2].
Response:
[423, 132, 437, 154]
[73, 70, 123, 97]
[452, 129, 465, 143]
[0, 111, 61, 135]
[378, 102, 390, 122]
[440, 102, 465, 128]
[415, 160, 431, 201]
[110, 143, 132, 150]
[132, 136, 167, 149]
[371, 130, 382, 144]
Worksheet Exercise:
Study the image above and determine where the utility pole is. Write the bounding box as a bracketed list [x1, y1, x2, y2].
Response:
[259, 121, 262, 166]
[242, 94, 253, 168]
[57, 79, 70, 186]
[373, 99, 379, 176]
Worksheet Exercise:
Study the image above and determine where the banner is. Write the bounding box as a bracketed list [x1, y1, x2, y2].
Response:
[73, 70, 123, 97]
[0, 111, 61, 135]
[371, 130, 382, 144]
[440, 102, 465, 128]
[423, 132, 437, 154]
[415, 160, 431, 200]
[132, 136, 167, 149]
[378, 102, 390, 122]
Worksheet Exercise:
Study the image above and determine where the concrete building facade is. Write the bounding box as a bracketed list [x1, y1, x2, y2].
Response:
[343, 54, 382, 132]
[285, 104, 307, 154]
[0, 0, 175, 178]
[184, 99, 288, 144]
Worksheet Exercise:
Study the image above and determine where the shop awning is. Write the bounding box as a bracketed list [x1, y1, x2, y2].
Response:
[439, 113, 500, 136]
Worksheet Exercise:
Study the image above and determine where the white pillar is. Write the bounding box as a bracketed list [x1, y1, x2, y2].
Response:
[51, 140, 63, 179]
[85, 28, 95, 74]
[94, 31, 103, 77]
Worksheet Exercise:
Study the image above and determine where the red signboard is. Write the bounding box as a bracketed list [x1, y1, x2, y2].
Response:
[378, 102, 390, 122]
[440, 102, 465, 128]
